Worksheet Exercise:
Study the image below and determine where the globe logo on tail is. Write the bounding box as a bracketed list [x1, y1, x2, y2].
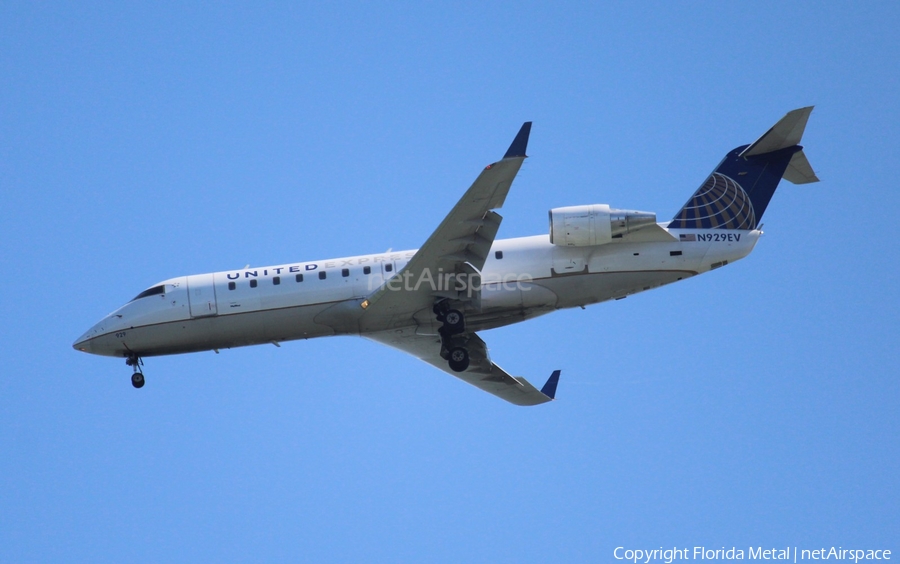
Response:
[669, 172, 756, 230]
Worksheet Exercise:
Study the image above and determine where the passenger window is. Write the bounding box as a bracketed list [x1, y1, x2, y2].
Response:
[385, 263, 393, 272]
[319, 271, 327, 280]
[495, 251, 503, 259]
[249, 279, 258, 288]
[342, 268, 349, 277]
[273, 276, 281, 285]
[228, 282, 236, 291]
[296, 274, 303, 282]
[363, 266, 371, 275]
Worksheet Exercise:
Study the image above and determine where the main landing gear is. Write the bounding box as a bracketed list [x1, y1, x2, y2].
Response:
[126, 352, 145, 389]
[447, 346, 469, 372]
[435, 301, 469, 372]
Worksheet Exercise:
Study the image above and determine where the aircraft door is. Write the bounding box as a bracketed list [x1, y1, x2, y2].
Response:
[382, 258, 411, 285]
[380, 260, 398, 281]
[187, 273, 218, 317]
[364, 258, 409, 294]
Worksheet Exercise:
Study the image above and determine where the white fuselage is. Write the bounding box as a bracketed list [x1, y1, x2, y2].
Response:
[73, 227, 760, 358]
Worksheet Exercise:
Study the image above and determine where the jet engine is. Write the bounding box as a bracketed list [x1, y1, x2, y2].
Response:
[549, 204, 657, 247]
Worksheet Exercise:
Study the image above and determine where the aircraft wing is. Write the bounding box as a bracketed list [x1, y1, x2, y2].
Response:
[366, 326, 560, 406]
[359, 122, 532, 331]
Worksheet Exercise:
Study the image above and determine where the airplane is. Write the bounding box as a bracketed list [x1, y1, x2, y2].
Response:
[74, 108, 818, 406]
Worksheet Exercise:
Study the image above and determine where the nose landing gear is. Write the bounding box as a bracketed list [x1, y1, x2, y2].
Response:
[126, 353, 145, 389]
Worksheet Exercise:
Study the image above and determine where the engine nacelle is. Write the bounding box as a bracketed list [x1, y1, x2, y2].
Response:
[549, 204, 657, 247]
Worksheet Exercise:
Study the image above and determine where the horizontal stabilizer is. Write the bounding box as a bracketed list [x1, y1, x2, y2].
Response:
[741, 106, 814, 157]
[782, 149, 820, 184]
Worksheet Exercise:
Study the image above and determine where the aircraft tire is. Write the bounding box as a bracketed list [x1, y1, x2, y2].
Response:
[444, 309, 464, 333]
[448, 347, 469, 372]
[131, 373, 145, 389]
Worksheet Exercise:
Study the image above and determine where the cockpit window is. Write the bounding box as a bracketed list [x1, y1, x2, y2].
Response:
[131, 285, 165, 301]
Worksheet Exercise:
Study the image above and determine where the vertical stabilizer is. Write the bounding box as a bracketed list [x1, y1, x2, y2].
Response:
[669, 107, 818, 230]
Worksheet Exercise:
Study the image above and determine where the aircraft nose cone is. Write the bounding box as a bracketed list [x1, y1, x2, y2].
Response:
[73, 335, 92, 353]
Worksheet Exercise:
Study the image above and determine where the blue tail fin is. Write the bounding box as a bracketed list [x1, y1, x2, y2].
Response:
[669, 107, 818, 230]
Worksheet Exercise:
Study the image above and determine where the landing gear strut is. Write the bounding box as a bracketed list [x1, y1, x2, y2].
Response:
[126, 353, 145, 389]
[435, 300, 469, 372]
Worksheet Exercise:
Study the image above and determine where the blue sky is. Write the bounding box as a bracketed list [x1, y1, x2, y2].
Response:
[1, 2, 897, 562]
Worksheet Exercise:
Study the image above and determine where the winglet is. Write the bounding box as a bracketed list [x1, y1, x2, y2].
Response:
[540, 370, 561, 400]
[503, 122, 532, 159]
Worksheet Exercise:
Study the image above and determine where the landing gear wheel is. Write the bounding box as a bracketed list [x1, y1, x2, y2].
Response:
[448, 347, 470, 372]
[125, 352, 145, 389]
[443, 309, 464, 331]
